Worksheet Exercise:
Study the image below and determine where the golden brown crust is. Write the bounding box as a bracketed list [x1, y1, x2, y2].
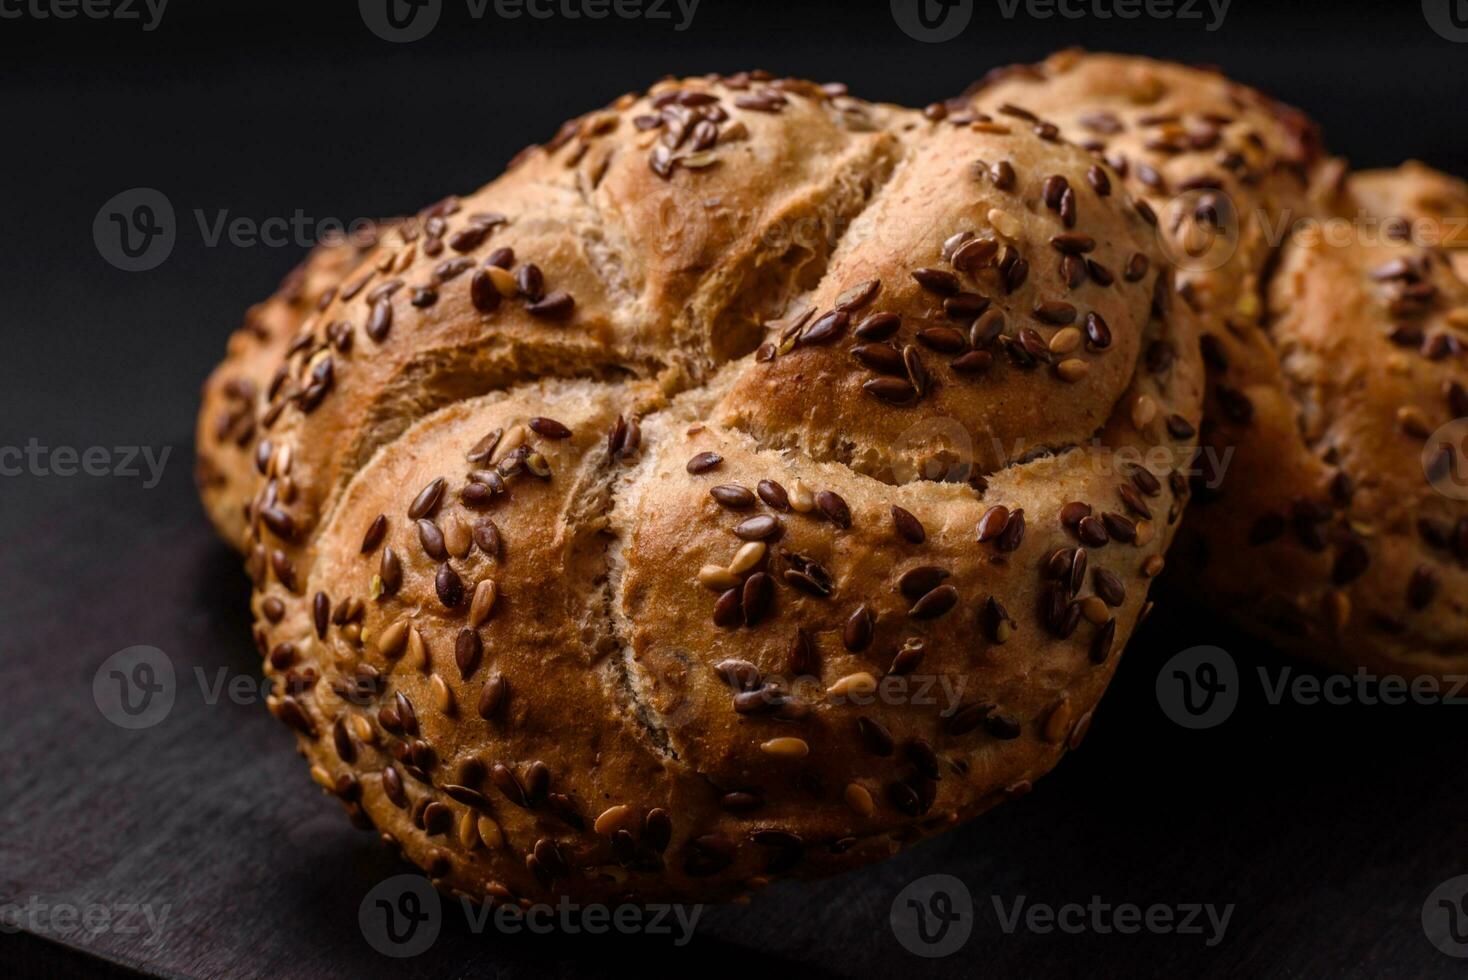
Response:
[203, 69, 1202, 903]
[1172, 166, 1468, 673]
[195, 226, 387, 547]
[969, 51, 1468, 675]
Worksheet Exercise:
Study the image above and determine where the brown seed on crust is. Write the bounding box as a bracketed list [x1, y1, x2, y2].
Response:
[903, 345, 929, 396]
[943, 292, 990, 319]
[1050, 232, 1096, 255]
[362, 514, 388, 553]
[1124, 252, 1149, 282]
[734, 514, 782, 541]
[687, 452, 723, 474]
[379, 547, 404, 597]
[1118, 484, 1152, 520]
[983, 595, 1014, 643]
[912, 267, 960, 295]
[856, 716, 895, 756]
[429, 564, 462, 608]
[816, 490, 852, 529]
[1094, 568, 1126, 607]
[899, 565, 950, 600]
[1084, 312, 1112, 349]
[952, 350, 994, 375]
[1069, 548, 1089, 597]
[1033, 300, 1077, 325]
[1101, 513, 1137, 544]
[891, 506, 925, 543]
[472, 519, 503, 560]
[713, 588, 743, 629]
[944, 701, 990, 736]
[710, 484, 756, 509]
[918, 326, 968, 353]
[470, 271, 501, 312]
[313, 592, 330, 639]
[864, 377, 918, 405]
[787, 627, 819, 676]
[1166, 414, 1196, 440]
[742, 572, 774, 625]
[843, 604, 875, 652]
[890, 638, 926, 675]
[366, 300, 392, 343]
[997, 509, 1026, 552]
[1077, 515, 1109, 547]
[835, 279, 880, 312]
[408, 477, 446, 520]
[802, 311, 849, 345]
[953, 236, 999, 271]
[757, 480, 790, 511]
[714, 658, 761, 692]
[491, 763, 529, 808]
[910, 585, 958, 619]
[417, 519, 448, 560]
[455, 628, 482, 678]
[854, 311, 901, 341]
[422, 802, 452, 836]
[977, 505, 1011, 542]
[260, 507, 296, 541]
[382, 766, 408, 808]
[528, 417, 572, 439]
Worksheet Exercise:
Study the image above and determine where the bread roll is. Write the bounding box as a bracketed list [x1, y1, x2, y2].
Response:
[204, 71, 1201, 902]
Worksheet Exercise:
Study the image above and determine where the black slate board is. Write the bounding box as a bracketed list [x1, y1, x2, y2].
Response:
[5, 459, 1468, 979]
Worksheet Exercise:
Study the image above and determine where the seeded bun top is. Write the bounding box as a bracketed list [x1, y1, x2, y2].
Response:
[966, 52, 1468, 675]
[196, 225, 387, 547]
[1170, 165, 1468, 673]
[1350, 161, 1468, 278]
[206, 69, 1202, 904]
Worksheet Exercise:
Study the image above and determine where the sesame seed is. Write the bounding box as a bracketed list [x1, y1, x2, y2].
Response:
[760, 737, 809, 758]
[827, 672, 877, 697]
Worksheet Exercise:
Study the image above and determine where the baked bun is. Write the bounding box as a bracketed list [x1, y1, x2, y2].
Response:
[969, 51, 1468, 676]
[196, 225, 388, 547]
[205, 71, 1202, 903]
[1168, 165, 1468, 674]
[1350, 161, 1468, 279]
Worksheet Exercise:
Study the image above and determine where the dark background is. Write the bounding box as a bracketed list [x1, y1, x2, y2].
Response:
[3, 1, 1468, 977]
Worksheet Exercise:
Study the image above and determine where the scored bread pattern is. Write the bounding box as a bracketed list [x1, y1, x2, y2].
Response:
[971, 51, 1468, 676]
[197, 65, 1212, 903]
